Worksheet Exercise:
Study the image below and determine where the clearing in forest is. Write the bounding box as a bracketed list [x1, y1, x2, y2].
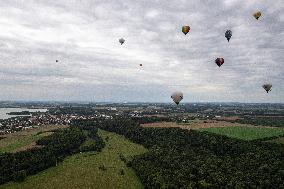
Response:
[0, 129, 147, 189]
[0, 124, 68, 153]
[141, 120, 240, 130]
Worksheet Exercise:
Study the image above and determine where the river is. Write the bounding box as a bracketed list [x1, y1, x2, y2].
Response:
[0, 108, 48, 120]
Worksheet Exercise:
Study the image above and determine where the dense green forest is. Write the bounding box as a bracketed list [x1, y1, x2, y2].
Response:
[1, 118, 284, 188]
[131, 117, 172, 124]
[77, 118, 284, 189]
[0, 125, 105, 185]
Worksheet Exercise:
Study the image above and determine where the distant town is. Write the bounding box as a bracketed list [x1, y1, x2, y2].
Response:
[1, 101, 284, 135]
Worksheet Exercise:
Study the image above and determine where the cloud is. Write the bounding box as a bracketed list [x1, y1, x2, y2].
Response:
[0, 0, 283, 102]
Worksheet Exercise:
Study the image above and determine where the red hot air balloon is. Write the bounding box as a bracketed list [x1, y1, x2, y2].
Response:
[215, 58, 224, 67]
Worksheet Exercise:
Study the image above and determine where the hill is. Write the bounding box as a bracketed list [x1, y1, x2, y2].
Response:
[0, 129, 147, 189]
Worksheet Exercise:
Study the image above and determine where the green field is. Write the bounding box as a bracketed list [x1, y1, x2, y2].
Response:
[0, 132, 50, 153]
[199, 126, 284, 140]
[0, 129, 147, 189]
[0, 125, 68, 153]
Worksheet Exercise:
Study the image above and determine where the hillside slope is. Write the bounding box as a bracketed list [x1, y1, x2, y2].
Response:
[0, 129, 147, 189]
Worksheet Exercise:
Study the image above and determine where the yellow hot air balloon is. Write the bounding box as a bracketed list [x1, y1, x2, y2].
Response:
[182, 26, 190, 35]
[253, 11, 261, 20]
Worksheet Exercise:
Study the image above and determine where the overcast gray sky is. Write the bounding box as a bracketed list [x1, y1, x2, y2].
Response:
[0, 0, 283, 103]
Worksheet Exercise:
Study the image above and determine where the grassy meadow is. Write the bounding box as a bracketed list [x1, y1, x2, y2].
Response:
[199, 126, 284, 140]
[0, 132, 52, 153]
[0, 129, 147, 189]
[0, 125, 67, 153]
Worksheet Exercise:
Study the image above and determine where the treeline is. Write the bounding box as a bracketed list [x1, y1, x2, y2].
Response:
[230, 117, 284, 128]
[71, 120, 105, 152]
[84, 118, 284, 188]
[0, 127, 85, 184]
[131, 117, 172, 124]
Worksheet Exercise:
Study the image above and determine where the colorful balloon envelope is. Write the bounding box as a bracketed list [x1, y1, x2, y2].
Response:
[225, 30, 232, 42]
[215, 58, 224, 67]
[253, 11, 261, 20]
[182, 26, 190, 35]
[262, 83, 272, 93]
[119, 38, 125, 45]
[171, 91, 183, 105]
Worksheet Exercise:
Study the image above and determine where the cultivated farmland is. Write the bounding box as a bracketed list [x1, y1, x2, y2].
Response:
[141, 119, 246, 130]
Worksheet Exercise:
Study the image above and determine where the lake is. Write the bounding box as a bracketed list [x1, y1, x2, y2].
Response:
[0, 108, 48, 120]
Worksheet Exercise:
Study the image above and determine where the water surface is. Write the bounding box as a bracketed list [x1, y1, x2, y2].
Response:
[0, 108, 47, 120]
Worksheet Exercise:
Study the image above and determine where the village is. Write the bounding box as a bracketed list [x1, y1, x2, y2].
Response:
[1, 102, 284, 135]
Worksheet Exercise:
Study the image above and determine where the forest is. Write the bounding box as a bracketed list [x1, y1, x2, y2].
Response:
[1, 118, 283, 188]
[131, 117, 172, 124]
[86, 118, 284, 189]
[0, 124, 105, 185]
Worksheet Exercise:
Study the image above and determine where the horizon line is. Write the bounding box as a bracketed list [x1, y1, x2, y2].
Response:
[0, 100, 283, 105]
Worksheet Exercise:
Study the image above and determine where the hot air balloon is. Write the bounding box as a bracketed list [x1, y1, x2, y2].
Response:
[119, 38, 125, 45]
[253, 11, 261, 20]
[56, 60, 58, 62]
[225, 30, 232, 42]
[171, 92, 183, 105]
[262, 83, 272, 93]
[139, 64, 143, 67]
[215, 58, 224, 67]
[182, 26, 190, 35]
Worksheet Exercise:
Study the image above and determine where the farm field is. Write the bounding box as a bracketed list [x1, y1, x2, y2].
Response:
[198, 126, 284, 140]
[0, 124, 68, 153]
[141, 120, 244, 130]
[0, 129, 147, 189]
